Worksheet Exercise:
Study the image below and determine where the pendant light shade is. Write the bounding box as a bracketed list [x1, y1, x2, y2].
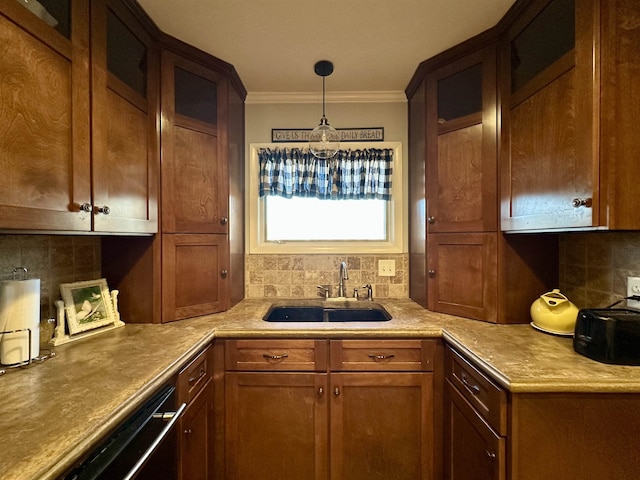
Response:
[309, 60, 340, 159]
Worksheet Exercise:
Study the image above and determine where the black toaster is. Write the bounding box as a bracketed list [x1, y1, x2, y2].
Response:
[573, 308, 640, 365]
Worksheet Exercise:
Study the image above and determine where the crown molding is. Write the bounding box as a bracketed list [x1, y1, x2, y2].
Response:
[245, 91, 407, 104]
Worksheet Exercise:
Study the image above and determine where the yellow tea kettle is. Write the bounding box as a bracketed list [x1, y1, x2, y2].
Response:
[530, 289, 579, 336]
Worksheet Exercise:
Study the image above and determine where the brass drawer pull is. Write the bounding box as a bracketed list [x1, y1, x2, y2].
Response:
[263, 353, 289, 360]
[461, 373, 480, 394]
[188, 367, 206, 385]
[368, 353, 396, 361]
[318, 387, 324, 397]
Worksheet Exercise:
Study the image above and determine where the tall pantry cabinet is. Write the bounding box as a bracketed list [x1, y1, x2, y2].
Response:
[407, 33, 557, 324]
[424, 46, 499, 322]
[160, 50, 231, 322]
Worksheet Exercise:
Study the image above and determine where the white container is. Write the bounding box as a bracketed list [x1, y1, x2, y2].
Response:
[0, 276, 40, 365]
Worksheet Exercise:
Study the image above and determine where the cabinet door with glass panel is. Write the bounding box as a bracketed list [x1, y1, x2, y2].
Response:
[500, 0, 596, 231]
[425, 45, 497, 234]
[0, 0, 92, 231]
[90, 0, 159, 234]
[161, 50, 229, 234]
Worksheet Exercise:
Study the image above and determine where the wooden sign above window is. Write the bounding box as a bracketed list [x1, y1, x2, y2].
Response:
[272, 127, 384, 143]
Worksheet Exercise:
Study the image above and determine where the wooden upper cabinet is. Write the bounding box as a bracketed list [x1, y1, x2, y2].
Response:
[426, 45, 497, 234]
[0, 0, 92, 231]
[0, 0, 159, 233]
[500, 0, 597, 231]
[90, 0, 159, 234]
[599, 0, 640, 230]
[161, 51, 229, 234]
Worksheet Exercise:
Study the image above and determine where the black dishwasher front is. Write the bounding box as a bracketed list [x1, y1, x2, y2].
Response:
[63, 384, 186, 480]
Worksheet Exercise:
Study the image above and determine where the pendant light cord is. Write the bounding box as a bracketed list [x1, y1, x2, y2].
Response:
[322, 76, 326, 118]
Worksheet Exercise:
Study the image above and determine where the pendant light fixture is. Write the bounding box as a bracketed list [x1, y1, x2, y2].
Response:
[309, 60, 340, 159]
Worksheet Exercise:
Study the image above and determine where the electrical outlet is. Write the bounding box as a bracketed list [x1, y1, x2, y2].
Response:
[627, 277, 640, 309]
[378, 259, 395, 277]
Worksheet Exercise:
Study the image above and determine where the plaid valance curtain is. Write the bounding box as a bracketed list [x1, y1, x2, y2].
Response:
[258, 147, 393, 200]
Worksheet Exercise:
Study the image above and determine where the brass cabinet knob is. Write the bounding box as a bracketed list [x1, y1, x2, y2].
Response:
[428, 270, 436, 278]
[221, 269, 228, 278]
[427, 216, 435, 224]
[220, 217, 229, 225]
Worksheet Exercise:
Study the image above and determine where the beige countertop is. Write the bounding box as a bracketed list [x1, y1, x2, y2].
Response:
[2, 297, 640, 480]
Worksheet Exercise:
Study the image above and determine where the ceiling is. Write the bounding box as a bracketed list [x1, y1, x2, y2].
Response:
[138, 0, 516, 96]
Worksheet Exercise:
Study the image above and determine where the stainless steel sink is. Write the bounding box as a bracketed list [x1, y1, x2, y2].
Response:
[263, 304, 391, 322]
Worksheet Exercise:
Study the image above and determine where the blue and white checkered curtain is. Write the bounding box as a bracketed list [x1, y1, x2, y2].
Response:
[258, 148, 393, 200]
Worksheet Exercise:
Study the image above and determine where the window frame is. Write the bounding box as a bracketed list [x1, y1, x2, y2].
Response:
[247, 141, 404, 254]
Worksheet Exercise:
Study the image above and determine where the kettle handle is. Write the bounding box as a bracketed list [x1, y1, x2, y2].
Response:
[540, 289, 569, 307]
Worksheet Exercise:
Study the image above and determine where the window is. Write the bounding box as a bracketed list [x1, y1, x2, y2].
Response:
[248, 142, 404, 254]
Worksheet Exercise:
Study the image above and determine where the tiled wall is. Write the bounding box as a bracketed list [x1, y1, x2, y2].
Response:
[0, 235, 102, 343]
[0, 230, 636, 331]
[559, 232, 640, 309]
[245, 254, 409, 299]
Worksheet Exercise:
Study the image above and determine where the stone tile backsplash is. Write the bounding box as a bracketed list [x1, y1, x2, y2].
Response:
[0, 229, 636, 339]
[559, 231, 640, 309]
[245, 254, 409, 299]
[0, 235, 102, 343]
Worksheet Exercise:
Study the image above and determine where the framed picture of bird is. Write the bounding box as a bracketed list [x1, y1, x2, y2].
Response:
[60, 278, 117, 335]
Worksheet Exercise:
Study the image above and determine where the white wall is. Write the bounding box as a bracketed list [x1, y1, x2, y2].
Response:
[245, 100, 408, 144]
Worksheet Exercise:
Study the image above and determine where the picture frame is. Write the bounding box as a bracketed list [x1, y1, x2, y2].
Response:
[60, 279, 116, 335]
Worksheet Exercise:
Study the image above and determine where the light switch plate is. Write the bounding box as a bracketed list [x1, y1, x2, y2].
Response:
[627, 277, 640, 309]
[378, 259, 395, 277]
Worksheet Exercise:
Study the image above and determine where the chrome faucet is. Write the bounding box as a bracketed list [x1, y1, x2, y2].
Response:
[337, 261, 349, 297]
[317, 285, 330, 299]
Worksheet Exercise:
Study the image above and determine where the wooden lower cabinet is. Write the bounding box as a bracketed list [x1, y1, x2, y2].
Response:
[509, 393, 640, 480]
[445, 345, 506, 480]
[177, 346, 214, 480]
[445, 345, 640, 480]
[330, 372, 433, 480]
[179, 381, 213, 480]
[223, 339, 437, 480]
[225, 372, 328, 480]
[225, 371, 433, 480]
[445, 381, 505, 480]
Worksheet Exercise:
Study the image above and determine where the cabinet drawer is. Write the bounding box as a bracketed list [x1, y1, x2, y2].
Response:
[445, 345, 506, 435]
[330, 339, 436, 372]
[225, 339, 328, 371]
[177, 346, 212, 405]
